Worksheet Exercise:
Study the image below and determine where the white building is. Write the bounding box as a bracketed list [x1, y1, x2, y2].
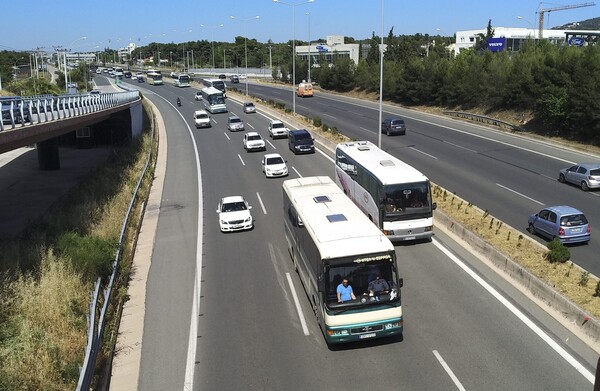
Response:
[118, 43, 137, 59]
[295, 35, 385, 66]
[454, 27, 599, 55]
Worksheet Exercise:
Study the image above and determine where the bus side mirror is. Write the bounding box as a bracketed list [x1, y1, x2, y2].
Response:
[432, 202, 437, 210]
[317, 276, 325, 292]
[398, 278, 403, 288]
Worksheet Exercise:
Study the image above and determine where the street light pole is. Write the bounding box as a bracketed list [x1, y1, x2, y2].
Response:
[377, 0, 384, 148]
[517, 16, 536, 38]
[230, 15, 260, 96]
[273, 0, 314, 115]
[201, 23, 224, 77]
[307, 11, 311, 82]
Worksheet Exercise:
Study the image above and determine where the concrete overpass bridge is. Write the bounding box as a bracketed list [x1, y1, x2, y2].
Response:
[0, 89, 142, 169]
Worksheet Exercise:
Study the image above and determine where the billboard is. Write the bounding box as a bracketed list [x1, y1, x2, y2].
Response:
[487, 37, 506, 52]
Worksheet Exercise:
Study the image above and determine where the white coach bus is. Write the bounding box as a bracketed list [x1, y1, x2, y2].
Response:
[283, 176, 403, 344]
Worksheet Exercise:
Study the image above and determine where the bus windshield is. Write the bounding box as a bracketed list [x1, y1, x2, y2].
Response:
[383, 181, 433, 221]
[326, 255, 400, 309]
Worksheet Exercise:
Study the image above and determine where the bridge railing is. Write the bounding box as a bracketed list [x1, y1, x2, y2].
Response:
[0, 91, 140, 132]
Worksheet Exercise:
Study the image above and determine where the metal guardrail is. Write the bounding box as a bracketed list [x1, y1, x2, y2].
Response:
[0, 91, 140, 132]
[444, 111, 526, 132]
[76, 102, 155, 391]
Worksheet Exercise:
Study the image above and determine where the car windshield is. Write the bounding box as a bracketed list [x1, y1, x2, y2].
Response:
[294, 133, 311, 140]
[267, 157, 284, 165]
[230, 118, 241, 123]
[245, 103, 254, 107]
[560, 214, 588, 226]
[248, 135, 262, 141]
[590, 169, 600, 176]
[391, 120, 404, 125]
[272, 123, 284, 128]
[222, 202, 247, 212]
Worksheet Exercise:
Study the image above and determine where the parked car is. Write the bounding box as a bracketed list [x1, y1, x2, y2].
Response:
[195, 91, 202, 101]
[381, 118, 407, 136]
[216, 196, 253, 232]
[558, 163, 600, 191]
[288, 129, 314, 154]
[227, 115, 245, 131]
[268, 119, 289, 139]
[243, 132, 266, 152]
[528, 206, 590, 244]
[243, 102, 256, 114]
[261, 153, 288, 177]
[193, 110, 211, 128]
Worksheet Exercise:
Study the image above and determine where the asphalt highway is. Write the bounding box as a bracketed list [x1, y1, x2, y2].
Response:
[109, 74, 598, 390]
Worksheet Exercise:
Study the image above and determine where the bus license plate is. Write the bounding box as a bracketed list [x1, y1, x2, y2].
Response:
[404, 236, 416, 241]
[359, 333, 376, 339]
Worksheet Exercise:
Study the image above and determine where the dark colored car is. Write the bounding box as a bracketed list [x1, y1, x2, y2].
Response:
[288, 129, 315, 154]
[230, 75, 240, 84]
[218, 74, 227, 80]
[381, 118, 407, 136]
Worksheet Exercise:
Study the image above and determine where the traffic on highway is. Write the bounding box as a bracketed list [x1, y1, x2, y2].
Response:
[104, 72, 598, 390]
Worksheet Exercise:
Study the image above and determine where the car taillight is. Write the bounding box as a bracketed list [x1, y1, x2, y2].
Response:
[559, 227, 565, 236]
[587, 226, 591, 234]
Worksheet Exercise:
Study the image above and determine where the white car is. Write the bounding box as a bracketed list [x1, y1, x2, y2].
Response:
[268, 119, 289, 139]
[243, 132, 266, 152]
[216, 196, 253, 232]
[193, 110, 211, 128]
[261, 153, 288, 178]
[195, 92, 202, 101]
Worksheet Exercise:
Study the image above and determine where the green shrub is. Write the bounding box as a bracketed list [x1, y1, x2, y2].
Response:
[56, 232, 117, 281]
[321, 123, 329, 132]
[546, 238, 570, 263]
[313, 116, 322, 127]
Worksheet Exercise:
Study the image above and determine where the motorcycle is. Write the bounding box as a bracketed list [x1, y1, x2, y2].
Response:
[176, 97, 181, 106]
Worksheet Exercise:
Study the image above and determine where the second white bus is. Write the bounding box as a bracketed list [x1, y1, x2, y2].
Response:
[174, 73, 190, 87]
[200, 86, 227, 113]
[335, 141, 436, 242]
[202, 78, 226, 98]
[283, 176, 403, 344]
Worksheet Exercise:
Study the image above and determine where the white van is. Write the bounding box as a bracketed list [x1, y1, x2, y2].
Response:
[193, 110, 211, 128]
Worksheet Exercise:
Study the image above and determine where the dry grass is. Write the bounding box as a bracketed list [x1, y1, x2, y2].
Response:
[432, 185, 600, 319]
[0, 127, 154, 389]
[0, 252, 88, 390]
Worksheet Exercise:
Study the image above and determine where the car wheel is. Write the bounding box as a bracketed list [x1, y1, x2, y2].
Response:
[528, 223, 536, 234]
[581, 181, 589, 191]
[558, 173, 565, 183]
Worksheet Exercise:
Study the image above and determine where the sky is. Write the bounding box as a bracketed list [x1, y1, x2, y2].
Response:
[1, 0, 598, 52]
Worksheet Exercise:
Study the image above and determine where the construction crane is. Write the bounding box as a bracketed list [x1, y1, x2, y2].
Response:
[537, 2, 596, 39]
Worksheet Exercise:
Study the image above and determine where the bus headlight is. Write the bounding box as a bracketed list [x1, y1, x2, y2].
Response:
[425, 226, 433, 232]
[326, 329, 349, 336]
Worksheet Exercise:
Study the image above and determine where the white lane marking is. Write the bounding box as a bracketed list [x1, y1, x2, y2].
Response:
[433, 350, 466, 391]
[267, 140, 277, 150]
[247, 123, 255, 130]
[496, 183, 545, 205]
[211, 117, 219, 125]
[444, 141, 477, 153]
[223, 132, 231, 141]
[409, 147, 438, 160]
[238, 154, 245, 166]
[286, 272, 310, 336]
[432, 239, 595, 384]
[317, 148, 335, 163]
[360, 126, 376, 134]
[292, 167, 302, 177]
[256, 192, 267, 214]
[322, 113, 337, 119]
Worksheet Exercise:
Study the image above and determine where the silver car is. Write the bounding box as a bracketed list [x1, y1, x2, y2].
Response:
[227, 116, 245, 132]
[559, 163, 600, 191]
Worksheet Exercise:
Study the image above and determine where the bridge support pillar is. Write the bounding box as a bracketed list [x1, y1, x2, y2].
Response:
[37, 138, 60, 170]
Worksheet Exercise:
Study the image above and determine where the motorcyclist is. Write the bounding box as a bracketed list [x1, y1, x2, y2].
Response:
[176, 97, 181, 106]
